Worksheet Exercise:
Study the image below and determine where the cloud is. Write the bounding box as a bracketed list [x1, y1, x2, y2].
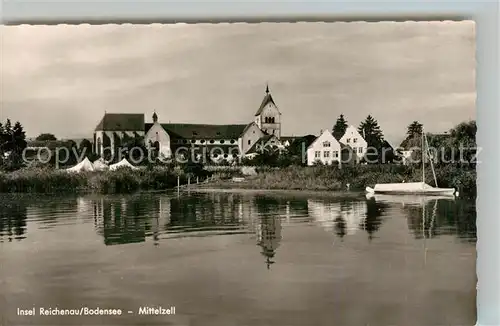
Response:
[0, 22, 475, 140]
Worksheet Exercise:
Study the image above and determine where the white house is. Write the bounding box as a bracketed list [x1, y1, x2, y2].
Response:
[339, 125, 367, 161]
[306, 129, 342, 166]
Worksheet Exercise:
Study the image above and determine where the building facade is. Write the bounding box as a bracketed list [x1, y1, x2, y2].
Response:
[306, 129, 343, 166]
[338, 125, 368, 162]
[92, 86, 285, 161]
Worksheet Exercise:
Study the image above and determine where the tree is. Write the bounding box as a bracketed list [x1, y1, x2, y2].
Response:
[406, 121, 423, 138]
[400, 121, 423, 150]
[1, 120, 27, 170]
[12, 122, 27, 150]
[358, 115, 384, 162]
[79, 139, 93, 154]
[449, 120, 477, 166]
[332, 114, 348, 140]
[120, 135, 147, 164]
[36, 133, 57, 141]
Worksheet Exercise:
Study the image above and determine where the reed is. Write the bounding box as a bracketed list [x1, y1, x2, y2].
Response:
[0, 164, 476, 198]
[200, 164, 477, 197]
[0, 165, 199, 194]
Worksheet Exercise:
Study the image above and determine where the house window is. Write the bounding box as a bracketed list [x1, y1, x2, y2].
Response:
[191, 139, 196, 144]
[352, 147, 356, 153]
[359, 147, 363, 153]
[323, 141, 331, 147]
[210, 140, 215, 144]
[324, 151, 330, 158]
[334, 151, 339, 158]
[230, 140, 235, 144]
[346, 138, 351, 143]
[248, 140, 251, 145]
[200, 140, 205, 144]
[315, 151, 321, 158]
[220, 140, 225, 144]
[353, 138, 357, 143]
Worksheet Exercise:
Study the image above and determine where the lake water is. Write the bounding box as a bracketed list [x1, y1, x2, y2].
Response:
[0, 190, 476, 326]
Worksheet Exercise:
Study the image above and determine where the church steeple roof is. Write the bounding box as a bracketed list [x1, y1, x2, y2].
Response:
[255, 84, 278, 116]
[152, 111, 158, 123]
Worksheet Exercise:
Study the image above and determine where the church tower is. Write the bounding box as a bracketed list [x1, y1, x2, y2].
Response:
[254, 84, 281, 138]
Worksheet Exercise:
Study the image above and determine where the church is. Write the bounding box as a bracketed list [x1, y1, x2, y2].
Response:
[93, 86, 287, 161]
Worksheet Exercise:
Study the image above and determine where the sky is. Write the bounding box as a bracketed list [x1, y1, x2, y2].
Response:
[1, 21, 475, 146]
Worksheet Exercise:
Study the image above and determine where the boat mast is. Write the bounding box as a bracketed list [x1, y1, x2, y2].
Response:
[424, 132, 438, 187]
[421, 127, 425, 183]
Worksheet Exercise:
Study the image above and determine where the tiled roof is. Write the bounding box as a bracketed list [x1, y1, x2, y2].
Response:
[145, 123, 248, 140]
[255, 93, 277, 116]
[95, 113, 145, 131]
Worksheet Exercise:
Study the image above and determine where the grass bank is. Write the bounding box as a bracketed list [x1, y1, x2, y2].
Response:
[0, 166, 207, 194]
[196, 164, 477, 198]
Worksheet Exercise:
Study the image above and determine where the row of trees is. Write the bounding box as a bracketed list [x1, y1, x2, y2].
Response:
[400, 119, 477, 166]
[0, 119, 28, 170]
[332, 113, 396, 163]
[331, 114, 477, 166]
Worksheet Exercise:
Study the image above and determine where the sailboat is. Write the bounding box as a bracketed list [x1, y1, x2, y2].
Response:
[365, 128, 457, 197]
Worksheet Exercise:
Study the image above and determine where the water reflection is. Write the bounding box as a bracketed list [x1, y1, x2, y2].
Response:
[0, 191, 477, 326]
[362, 198, 388, 241]
[256, 215, 282, 269]
[308, 199, 369, 238]
[0, 192, 477, 248]
[0, 198, 27, 242]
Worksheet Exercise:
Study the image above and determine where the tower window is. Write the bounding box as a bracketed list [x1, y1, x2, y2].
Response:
[248, 140, 251, 145]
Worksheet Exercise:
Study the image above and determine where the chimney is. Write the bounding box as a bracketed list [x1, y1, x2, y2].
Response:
[320, 129, 323, 135]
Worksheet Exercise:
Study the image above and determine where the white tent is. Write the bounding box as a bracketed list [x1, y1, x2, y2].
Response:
[109, 158, 138, 171]
[66, 157, 95, 173]
[93, 158, 109, 171]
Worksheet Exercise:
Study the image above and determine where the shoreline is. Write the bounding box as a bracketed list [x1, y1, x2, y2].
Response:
[182, 184, 367, 199]
[0, 164, 476, 198]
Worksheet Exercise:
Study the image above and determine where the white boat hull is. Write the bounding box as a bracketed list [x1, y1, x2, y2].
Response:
[365, 182, 456, 196]
[365, 193, 456, 205]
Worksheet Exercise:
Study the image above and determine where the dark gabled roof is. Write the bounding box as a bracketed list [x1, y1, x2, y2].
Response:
[255, 93, 278, 116]
[145, 123, 248, 139]
[95, 113, 145, 131]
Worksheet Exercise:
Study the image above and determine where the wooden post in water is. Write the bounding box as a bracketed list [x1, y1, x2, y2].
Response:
[188, 176, 191, 187]
[197, 176, 199, 184]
